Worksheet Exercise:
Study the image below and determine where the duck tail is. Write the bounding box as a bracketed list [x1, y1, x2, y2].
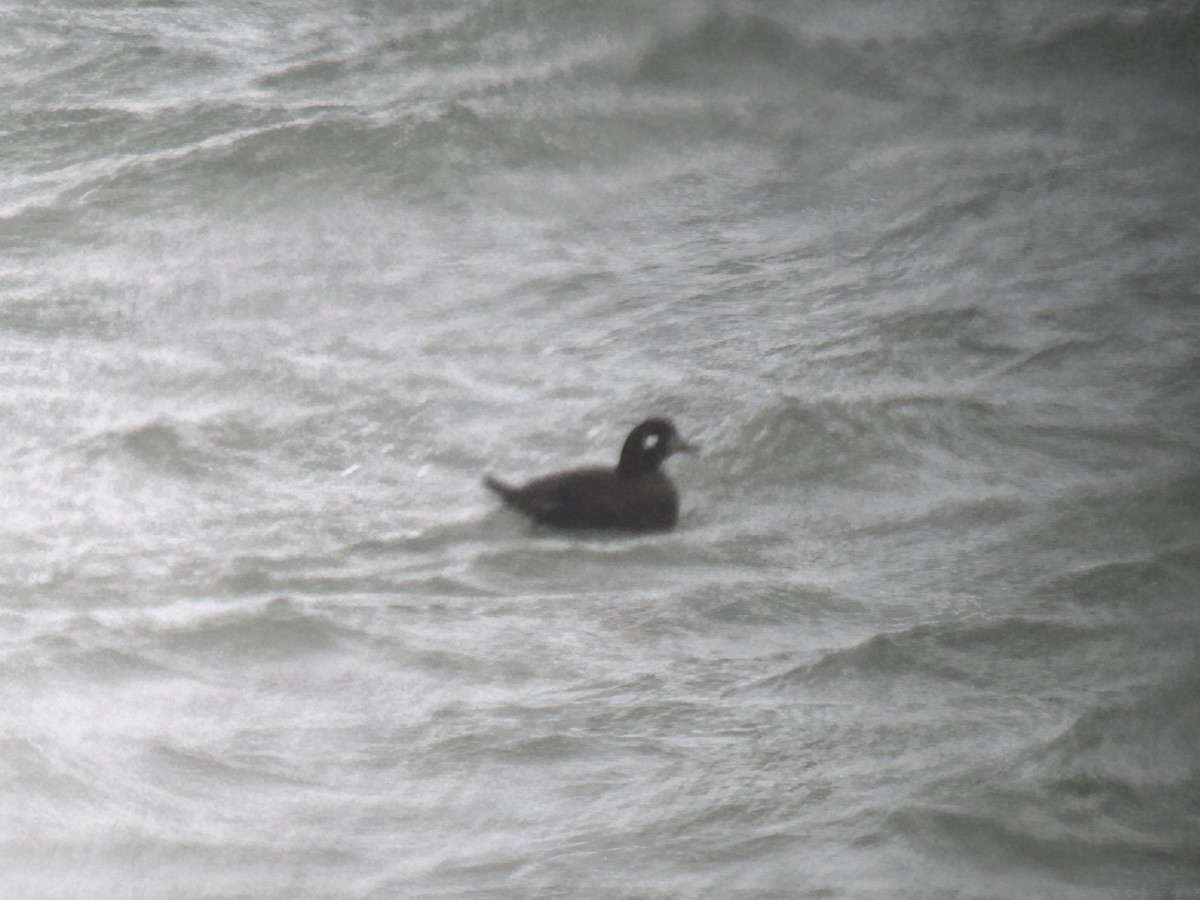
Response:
[483, 475, 515, 499]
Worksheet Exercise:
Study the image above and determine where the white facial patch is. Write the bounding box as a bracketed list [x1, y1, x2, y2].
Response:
[643, 433, 660, 451]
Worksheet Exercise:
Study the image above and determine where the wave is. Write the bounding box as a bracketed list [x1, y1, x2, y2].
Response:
[4, 614, 179, 687]
[0, 102, 295, 222]
[764, 616, 1106, 690]
[1041, 666, 1200, 794]
[151, 596, 349, 663]
[2, 599, 354, 684]
[12, 0, 1189, 250]
[81, 413, 272, 482]
[215, 553, 422, 599]
[1018, 5, 1200, 95]
[631, 2, 1200, 110]
[684, 579, 848, 629]
[105, 420, 211, 478]
[892, 660, 1200, 893]
[635, 7, 906, 101]
[0, 292, 128, 340]
[1036, 542, 1200, 613]
[76, 395, 387, 483]
[4, 99, 575, 227]
[713, 391, 1013, 487]
[887, 800, 1197, 897]
[637, 10, 803, 80]
[142, 742, 319, 792]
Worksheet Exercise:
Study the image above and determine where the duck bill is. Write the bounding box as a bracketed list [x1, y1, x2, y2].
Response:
[672, 435, 699, 456]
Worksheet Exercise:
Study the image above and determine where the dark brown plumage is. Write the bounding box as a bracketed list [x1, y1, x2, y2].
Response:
[484, 418, 697, 531]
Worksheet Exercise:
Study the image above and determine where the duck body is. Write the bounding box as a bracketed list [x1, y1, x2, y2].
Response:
[484, 418, 695, 532]
[485, 467, 680, 531]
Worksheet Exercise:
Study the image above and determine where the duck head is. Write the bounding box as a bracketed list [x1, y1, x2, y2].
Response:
[616, 418, 697, 478]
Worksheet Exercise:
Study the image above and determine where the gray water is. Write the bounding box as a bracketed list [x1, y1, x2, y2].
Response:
[4, 2, 1200, 897]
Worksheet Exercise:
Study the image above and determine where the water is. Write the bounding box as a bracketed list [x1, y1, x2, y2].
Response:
[3, 1, 1200, 897]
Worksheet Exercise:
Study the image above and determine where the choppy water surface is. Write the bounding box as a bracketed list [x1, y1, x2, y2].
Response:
[3, 2, 1200, 897]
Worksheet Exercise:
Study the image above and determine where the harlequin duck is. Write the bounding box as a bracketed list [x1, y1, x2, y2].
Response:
[484, 418, 697, 531]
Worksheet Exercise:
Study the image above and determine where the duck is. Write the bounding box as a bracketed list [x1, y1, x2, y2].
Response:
[484, 418, 697, 531]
